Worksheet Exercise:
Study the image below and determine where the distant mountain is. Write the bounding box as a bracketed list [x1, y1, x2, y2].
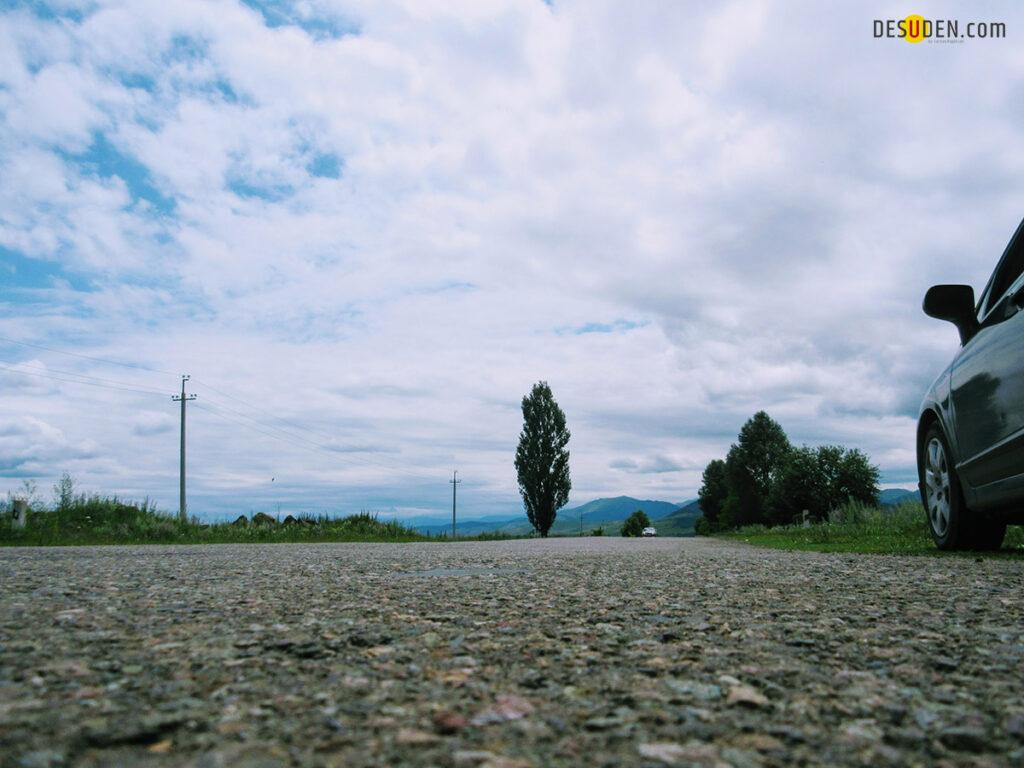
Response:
[410, 490, 921, 537]
[410, 496, 687, 537]
[653, 499, 702, 537]
[879, 488, 918, 506]
[413, 516, 525, 536]
[562, 496, 683, 523]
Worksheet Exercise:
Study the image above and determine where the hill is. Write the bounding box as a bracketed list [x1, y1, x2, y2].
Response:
[561, 496, 682, 523]
[654, 499, 702, 537]
[411, 496, 685, 537]
[879, 488, 918, 506]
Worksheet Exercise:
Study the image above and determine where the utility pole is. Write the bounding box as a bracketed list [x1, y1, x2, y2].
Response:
[172, 375, 197, 523]
[450, 470, 461, 539]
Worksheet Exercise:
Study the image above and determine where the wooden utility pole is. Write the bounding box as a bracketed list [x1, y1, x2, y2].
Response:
[450, 470, 461, 539]
[172, 375, 197, 523]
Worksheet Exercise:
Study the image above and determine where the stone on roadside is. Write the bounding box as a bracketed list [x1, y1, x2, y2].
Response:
[470, 695, 534, 725]
[638, 741, 721, 766]
[938, 726, 989, 753]
[395, 728, 440, 746]
[726, 684, 769, 708]
[432, 710, 468, 734]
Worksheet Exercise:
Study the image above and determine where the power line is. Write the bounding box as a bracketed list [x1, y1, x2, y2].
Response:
[199, 393, 435, 478]
[0, 338, 431, 473]
[193, 398, 438, 481]
[0, 342, 447, 483]
[0, 361, 167, 396]
[0, 356, 169, 392]
[192, 376, 354, 444]
[191, 400, 428, 479]
[0, 335, 175, 376]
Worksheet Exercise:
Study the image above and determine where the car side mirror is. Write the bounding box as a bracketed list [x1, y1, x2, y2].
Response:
[923, 284, 978, 345]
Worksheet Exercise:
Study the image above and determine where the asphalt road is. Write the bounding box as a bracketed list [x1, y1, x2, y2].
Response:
[1, 538, 1022, 767]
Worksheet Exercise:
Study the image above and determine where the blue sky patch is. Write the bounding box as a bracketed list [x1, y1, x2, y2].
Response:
[241, 0, 361, 41]
[16, 0, 87, 23]
[66, 133, 176, 215]
[0, 245, 91, 296]
[227, 177, 295, 201]
[569, 319, 648, 335]
[307, 153, 344, 179]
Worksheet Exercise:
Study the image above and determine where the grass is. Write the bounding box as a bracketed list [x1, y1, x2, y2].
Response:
[0, 496, 431, 546]
[717, 499, 1024, 556]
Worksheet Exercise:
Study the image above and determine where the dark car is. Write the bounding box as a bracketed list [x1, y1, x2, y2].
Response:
[918, 218, 1024, 550]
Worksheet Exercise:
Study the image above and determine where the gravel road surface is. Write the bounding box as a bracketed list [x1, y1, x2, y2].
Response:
[1, 537, 1023, 767]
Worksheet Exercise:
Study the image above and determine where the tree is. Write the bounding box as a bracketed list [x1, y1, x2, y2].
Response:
[621, 509, 651, 537]
[766, 447, 823, 525]
[769, 445, 880, 523]
[696, 459, 728, 531]
[53, 471, 76, 510]
[514, 381, 571, 537]
[724, 411, 792, 526]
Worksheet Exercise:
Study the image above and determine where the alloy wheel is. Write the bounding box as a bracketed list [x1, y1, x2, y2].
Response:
[924, 437, 951, 537]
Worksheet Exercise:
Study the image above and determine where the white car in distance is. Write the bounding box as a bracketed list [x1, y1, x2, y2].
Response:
[642, 526, 657, 537]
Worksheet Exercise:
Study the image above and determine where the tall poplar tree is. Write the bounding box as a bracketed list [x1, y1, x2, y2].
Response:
[515, 381, 571, 537]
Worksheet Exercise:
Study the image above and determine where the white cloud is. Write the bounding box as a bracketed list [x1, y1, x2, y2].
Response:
[1, 1, 1022, 517]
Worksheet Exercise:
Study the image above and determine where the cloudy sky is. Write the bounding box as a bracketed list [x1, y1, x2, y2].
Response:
[2, 0, 1023, 520]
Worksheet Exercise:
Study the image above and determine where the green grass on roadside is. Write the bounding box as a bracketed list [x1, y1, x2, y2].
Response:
[0, 496, 434, 546]
[716, 499, 1024, 556]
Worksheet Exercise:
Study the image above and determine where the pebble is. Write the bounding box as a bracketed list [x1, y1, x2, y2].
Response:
[726, 684, 769, 708]
[938, 726, 989, 753]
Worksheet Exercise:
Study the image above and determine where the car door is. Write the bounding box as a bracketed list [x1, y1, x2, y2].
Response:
[951, 220, 1024, 492]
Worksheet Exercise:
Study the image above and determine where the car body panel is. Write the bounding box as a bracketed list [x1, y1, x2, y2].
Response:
[951, 276, 1024, 489]
[919, 218, 1024, 522]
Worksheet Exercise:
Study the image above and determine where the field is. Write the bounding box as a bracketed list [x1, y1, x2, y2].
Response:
[717, 500, 1024, 555]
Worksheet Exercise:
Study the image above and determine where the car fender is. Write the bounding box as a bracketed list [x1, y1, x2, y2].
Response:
[919, 362, 978, 505]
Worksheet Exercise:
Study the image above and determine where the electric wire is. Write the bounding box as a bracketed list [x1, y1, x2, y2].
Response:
[197, 395, 439, 480]
[0, 341, 444, 482]
[0, 335, 175, 376]
[0, 361, 168, 396]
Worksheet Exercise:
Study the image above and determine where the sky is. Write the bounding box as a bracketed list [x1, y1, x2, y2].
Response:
[2, 0, 1023, 521]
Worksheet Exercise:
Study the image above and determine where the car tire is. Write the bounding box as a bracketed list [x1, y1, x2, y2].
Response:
[919, 423, 987, 550]
[968, 518, 1007, 551]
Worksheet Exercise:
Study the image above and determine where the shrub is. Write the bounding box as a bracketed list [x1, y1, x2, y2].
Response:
[621, 510, 651, 537]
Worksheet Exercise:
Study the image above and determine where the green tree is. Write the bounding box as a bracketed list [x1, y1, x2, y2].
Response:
[723, 411, 792, 526]
[769, 445, 880, 523]
[766, 447, 823, 525]
[696, 459, 728, 531]
[514, 381, 571, 537]
[53, 471, 76, 510]
[621, 509, 651, 537]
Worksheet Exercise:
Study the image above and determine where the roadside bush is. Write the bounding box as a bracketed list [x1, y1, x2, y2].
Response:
[697, 412, 880, 531]
[621, 510, 651, 537]
[0, 493, 428, 546]
[591, 526, 604, 536]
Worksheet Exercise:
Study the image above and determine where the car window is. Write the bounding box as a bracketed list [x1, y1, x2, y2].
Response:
[982, 221, 1024, 317]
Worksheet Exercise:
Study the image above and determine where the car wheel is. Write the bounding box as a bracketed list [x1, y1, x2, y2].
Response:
[920, 424, 972, 550]
[920, 423, 1007, 551]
